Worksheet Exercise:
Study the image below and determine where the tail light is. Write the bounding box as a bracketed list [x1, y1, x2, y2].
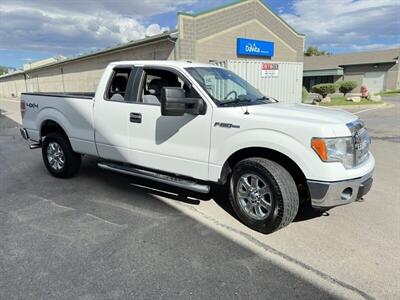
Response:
[20, 100, 26, 118]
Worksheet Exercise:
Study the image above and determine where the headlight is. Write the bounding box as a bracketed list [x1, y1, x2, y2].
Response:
[312, 137, 354, 169]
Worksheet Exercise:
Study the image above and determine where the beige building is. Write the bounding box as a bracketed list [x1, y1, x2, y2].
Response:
[23, 56, 66, 71]
[303, 48, 400, 93]
[0, 0, 305, 98]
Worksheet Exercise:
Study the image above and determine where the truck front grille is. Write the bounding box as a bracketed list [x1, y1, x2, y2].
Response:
[347, 119, 371, 166]
[354, 127, 370, 165]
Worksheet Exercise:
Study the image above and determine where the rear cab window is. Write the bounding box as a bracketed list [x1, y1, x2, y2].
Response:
[105, 68, 132, 101]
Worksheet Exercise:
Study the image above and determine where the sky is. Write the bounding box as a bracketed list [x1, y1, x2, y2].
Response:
[0, 0, 399, 68]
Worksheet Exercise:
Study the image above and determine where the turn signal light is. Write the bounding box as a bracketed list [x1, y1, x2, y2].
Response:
[311, 138, 327, 161]
[20, 100, 26, 118]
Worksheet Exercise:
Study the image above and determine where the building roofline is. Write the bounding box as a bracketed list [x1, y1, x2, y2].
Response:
[323, 48, 399, 58]
[304, 48, 400, 71]
[31, 30, 177, 72]
[304, 48, 399, 61]
[304, 67, 343, 71]
[178, 0, 305, 37]
[0, 70, 24, 80]
[178, 0, 247, 17]
[0, 30, 177, 77]
[260, 1, 305, 37]
[338, 61, 396, 67]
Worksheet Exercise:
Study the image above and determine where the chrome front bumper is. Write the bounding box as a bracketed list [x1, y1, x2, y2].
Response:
[308, 171, 373, 209]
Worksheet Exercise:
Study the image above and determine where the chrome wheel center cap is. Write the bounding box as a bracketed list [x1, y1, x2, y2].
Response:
[250, 191, 259, 201]
[237, 173, 272, 221]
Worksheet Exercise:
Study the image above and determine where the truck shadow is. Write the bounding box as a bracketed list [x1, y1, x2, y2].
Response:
[91, 164, 325, 225]
[0, 103, 371, 300]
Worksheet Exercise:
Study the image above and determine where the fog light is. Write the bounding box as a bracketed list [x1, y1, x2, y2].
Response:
[341, 188, 353, 201]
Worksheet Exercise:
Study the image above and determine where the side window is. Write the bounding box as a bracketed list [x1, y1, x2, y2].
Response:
[105, 68, 131, 101]
[140, 68, 200, 105]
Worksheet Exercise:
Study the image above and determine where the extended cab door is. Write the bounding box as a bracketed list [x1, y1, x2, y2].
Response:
[126, 66, 212, 180]
[93, 66, 139, 162]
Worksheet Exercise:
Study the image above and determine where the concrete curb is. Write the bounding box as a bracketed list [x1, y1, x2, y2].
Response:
[318, 102, 392, 110]
[0, 97, 20, 103]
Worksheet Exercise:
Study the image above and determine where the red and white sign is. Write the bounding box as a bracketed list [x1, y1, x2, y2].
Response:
[261, 63, 279, 77]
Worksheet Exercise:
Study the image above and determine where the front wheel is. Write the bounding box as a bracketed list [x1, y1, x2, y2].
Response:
[42, 133, 81, 178]
[229, 158, 299, 233]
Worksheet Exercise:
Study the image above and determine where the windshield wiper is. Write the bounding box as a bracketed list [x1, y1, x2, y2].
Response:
[256, 96, 269, 101]
[219, 98, 253, 106]
[257, 96, 278, 103]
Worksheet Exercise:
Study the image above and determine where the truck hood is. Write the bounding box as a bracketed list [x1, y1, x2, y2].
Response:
[244, 103, 357, 125]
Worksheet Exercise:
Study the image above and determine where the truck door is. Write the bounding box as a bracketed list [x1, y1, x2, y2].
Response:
[93, 66, 138, 162]
[127, 67, 212, 180]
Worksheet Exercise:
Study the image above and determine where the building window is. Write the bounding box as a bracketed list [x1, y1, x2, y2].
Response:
[303, 75, 334, 91]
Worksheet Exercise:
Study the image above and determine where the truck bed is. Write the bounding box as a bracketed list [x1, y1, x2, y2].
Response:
[21, 92, 97, 156]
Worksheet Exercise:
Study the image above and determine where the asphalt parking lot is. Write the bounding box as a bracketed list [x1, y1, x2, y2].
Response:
[1, 97, 399, 299]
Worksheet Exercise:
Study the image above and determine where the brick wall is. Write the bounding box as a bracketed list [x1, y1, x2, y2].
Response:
[178, 0, 304, 63]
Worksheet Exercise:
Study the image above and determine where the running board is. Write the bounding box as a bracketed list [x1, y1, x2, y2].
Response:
[29, 143, 42, 149]
[97, 162, 210, 194]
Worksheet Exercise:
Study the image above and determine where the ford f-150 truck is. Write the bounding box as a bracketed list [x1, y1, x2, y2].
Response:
[20, 61, 374, 233]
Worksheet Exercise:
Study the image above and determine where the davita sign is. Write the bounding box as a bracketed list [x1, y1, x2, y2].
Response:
[237, 38, 274, 57]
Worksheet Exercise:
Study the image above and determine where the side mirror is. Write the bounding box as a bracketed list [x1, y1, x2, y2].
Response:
[161, 87, 205, 116]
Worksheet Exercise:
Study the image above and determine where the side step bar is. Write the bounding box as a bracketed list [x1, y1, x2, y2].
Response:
[98, 162, 210, 194]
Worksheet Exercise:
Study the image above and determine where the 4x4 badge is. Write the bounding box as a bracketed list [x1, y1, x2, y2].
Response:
[27, 103, 39, 109]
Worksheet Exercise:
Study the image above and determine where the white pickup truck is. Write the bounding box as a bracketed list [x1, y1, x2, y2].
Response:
[20, 61, 374, 233]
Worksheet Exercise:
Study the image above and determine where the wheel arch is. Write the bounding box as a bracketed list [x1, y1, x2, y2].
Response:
[220, 147, 310, 202]
[40, 119, 68, 139]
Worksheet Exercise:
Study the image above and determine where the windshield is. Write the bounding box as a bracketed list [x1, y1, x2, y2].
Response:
[185, 67, 273, 106]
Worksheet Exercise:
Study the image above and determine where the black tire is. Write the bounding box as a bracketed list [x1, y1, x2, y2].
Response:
[42, 132, 81, 178]
[229, 157, 299, 234]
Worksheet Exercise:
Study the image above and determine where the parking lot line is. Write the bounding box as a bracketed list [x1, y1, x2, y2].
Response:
[354, 107, 382, 115]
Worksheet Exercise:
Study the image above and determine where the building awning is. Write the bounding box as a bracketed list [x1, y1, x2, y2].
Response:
[303, 68, 343, 77]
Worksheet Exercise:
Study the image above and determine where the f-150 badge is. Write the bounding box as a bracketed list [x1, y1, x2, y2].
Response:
[214, 122, 240, 129]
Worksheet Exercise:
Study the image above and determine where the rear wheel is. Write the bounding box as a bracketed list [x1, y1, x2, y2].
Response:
[42, 133, 81, 178]
[229, 157, 299, 233]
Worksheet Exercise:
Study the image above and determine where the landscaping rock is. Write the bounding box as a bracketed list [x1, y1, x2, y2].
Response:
[347, 96, 361, 103]
[369, 95, 382, 102]
[321, 96, 331, 103]
[312, 99, 320, 105]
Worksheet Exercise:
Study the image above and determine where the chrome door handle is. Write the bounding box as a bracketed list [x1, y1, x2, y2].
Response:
[130, 112, 142, 123]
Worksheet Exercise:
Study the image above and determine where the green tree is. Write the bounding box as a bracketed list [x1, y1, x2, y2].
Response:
[312, 83, 337, 98]
[304, 46, 330, 57]
[338, 81, 358, 96]
[0, 67, 6, 76]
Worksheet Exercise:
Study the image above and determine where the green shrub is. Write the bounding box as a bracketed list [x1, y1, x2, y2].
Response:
[383, 89, 400, 94]
[338, 81, 357, 96]
[311, 83, 337, 98]
[302, 86, 309, 102]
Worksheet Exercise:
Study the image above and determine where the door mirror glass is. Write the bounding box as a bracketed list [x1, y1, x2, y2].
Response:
[161, 87, 204, 116]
